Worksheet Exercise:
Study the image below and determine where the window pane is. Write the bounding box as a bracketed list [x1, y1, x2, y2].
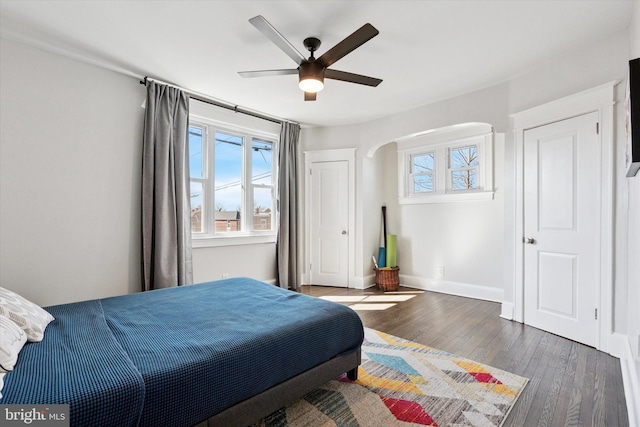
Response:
[413, 174, 434, 193]
[412, 153, 434, 173]
[450, 145, 478, 169]
[252, 139, 272, 185]
[215, 132, 243, 232]
[451, 169, 478, 190]
[190, 181, 203, 233]
[253, 187, 273, 231]
[189, 127, 204, 178]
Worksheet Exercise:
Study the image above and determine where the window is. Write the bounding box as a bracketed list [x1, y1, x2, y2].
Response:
[410, 152, 435, 194]
[189, 119, 277, 242]
[449, 145, 478, 191]
[397, 125, 494, 204]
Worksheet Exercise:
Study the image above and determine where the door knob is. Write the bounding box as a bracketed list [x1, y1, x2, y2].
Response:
[342, 230, 348, 235]
[524, 237, 536, 244]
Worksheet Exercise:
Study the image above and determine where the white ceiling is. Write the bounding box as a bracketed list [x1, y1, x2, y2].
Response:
[0, 0, 635, 127]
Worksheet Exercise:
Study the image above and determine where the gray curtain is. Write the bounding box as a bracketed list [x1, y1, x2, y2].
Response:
[276, 121, 301, 290]
[141, 81, 193, 291]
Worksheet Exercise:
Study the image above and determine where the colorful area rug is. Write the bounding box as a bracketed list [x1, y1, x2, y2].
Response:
[252, 328, 528, 427]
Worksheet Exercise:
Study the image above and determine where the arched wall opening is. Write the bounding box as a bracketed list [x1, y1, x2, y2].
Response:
[362, 122, 505, 302]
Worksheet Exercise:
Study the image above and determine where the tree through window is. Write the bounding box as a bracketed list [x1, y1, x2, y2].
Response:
[449, 145, 478, 190]
[397, 126, 494, 204]
[411, 152, 435, 193]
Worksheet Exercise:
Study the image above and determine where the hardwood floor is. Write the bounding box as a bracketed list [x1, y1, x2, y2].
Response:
[300, 285, 629, 427]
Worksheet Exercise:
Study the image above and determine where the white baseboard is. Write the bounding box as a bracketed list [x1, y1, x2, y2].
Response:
[350, 274, 376, 290]
[398, 274, 504, 302]
[300, 274, 376, 290]
[610, 332, 627, 359]
[500, 302, 514, 320]
[616, 333, 640, 427]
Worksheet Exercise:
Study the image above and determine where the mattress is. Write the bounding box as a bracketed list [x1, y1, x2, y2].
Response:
[1, 278, 364, 427]
[1, 299, 145, 426]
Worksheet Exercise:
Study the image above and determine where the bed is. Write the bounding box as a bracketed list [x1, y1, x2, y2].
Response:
[1, 278, 364, 427]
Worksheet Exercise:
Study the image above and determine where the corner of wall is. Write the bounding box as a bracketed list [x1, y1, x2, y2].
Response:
[613, 333, 640, 427]
[351, 274, 377, 290]
[500, 302, 514, 320]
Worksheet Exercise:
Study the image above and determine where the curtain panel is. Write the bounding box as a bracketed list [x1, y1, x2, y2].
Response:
[276, 121, 301, 290]
[141, 81, 193, 291]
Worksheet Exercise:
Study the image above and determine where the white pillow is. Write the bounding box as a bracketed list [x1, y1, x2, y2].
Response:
[0, 315, 27, 373]
[0, 287, 54, 342]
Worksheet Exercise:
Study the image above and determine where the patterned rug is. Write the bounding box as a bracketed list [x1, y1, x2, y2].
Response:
[252, 328, 528, 427]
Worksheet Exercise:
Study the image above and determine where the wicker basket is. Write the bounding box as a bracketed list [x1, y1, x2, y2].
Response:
[374, 267, 400, 292]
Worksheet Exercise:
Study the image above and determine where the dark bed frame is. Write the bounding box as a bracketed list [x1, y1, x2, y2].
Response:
[193, 350, 361, 427]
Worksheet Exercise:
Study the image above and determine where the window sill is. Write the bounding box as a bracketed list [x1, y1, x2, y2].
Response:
[192, 233, 277, 248]
[399, 191, 494, 205]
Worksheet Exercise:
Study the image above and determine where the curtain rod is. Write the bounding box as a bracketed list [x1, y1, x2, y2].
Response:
[140, 76, 286, 125]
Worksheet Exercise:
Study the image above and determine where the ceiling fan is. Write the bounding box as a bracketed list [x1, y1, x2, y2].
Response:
[238, 15, 382, 101]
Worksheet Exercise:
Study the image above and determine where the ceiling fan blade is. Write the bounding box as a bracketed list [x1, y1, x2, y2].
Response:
[325, 69, 382, 87]
[249, 15, 306, 65]
[316, 23, 379, 68]
[238, 69, 298, 78]
[304, 92, 317, 101]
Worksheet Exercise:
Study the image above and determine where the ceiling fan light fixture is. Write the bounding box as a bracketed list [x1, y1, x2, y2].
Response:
[298, 61, 325, 93]
[299, 76, 324, 93]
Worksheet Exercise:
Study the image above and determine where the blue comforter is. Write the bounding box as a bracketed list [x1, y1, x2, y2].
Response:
[1, 278, 364, 427]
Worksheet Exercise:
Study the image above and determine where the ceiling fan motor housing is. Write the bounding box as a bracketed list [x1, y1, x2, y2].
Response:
[299, 61, 325, 83]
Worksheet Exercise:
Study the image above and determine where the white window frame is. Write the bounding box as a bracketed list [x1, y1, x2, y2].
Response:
[398, 130, 494, 204]
[190, 114, 278, 248]
[409, 151, 436, 194]
[447, 142, 481, 193]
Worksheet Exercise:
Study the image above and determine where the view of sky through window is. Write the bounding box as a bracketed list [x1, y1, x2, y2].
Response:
[412, 152, 434, 193]
[189, 125, 274, 234]
[214, 132, 243, 212]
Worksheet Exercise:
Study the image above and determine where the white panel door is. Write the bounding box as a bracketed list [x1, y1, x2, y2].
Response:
[523, 112, 600, 347]
[309, 161, 349, 287]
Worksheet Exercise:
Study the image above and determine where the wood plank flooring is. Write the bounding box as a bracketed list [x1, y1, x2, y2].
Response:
[300, 285, 629, 427]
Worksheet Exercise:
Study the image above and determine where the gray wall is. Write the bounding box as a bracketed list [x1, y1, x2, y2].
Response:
[0, 38, 277, 306]
[0, 38, 144, 305]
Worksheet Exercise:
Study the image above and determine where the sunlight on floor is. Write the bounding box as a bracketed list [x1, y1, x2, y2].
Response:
[384, 291, 425, 294]
[319, 291, 423, 311]
[349, 303, 397, 311]
[319, 295, 416, 303]
[319, 296, 368, 302]
[362, 295, 415, 302]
